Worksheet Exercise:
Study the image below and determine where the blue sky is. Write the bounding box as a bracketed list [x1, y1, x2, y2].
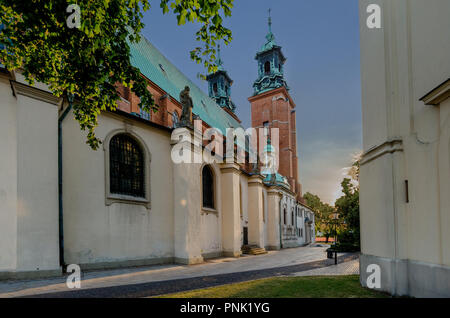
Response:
[141, 0, 362, 204]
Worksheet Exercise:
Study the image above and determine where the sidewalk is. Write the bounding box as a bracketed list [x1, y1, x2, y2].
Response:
[0, 246, 358, 297]
[292, 258, 359, 276]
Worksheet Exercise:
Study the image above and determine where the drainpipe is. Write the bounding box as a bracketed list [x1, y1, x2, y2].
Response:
[58, 95, 73, 272]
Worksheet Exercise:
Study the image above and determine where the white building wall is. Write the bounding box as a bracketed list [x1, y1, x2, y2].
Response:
[199, 163, 222, 258]
[16, 93, 59, 272]
[62, 111, 174, 268]
[239, 175, 249, 246]
[0, 76, 18, 272]
[262, 189, 269, 248]
[359, 0, 450, 297]
[0, 72, 60, 277]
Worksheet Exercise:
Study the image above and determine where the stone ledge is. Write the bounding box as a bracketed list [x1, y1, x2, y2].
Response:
[10, 80, 62, 106]
[359, 253, 450, 297]
[223, 251, 242, 258]
[0, 268, 62, 281]
[78, 257, 174, 271]
[174, 256, 204, 265]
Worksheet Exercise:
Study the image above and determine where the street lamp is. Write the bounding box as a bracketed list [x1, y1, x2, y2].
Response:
[332, 213, 339, 265]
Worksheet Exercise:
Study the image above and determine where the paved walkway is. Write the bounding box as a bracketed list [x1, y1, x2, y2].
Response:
[292, 258, 359, 276]
[0, 245, 359, 298]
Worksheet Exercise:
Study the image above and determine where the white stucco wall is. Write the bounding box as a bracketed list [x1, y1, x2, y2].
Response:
[359, 0, 450, 296]
[359, 0, 450, 265]
[16, 94, 59, 271]
[0, 74, 60, 273]
[199, 163, 222, 257]
[62, 111, 174, 266]
[0, 77, 18, 271]
[239, 176, 249, 246]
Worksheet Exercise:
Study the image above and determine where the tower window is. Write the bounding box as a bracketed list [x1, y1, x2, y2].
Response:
[213, 82, 218, 95]
[264, 61, 271, 74]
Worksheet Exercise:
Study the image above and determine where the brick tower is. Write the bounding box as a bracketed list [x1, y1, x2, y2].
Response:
[248, 12, 302, 200]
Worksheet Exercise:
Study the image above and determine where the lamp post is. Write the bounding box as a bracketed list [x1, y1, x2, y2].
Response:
[333, 213, 339, 265]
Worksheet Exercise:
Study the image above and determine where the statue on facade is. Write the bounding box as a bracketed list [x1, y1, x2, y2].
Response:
[251, 154, 260, 175]
[178, 86, 194, 129]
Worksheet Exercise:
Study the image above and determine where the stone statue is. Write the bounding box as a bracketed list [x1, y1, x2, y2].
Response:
[251, 154, 260, 174]
[178, 86, 194, 129]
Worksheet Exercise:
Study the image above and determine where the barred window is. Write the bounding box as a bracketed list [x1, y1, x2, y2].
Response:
[202, 165, 214, 209]
[109, 134, 145, 198]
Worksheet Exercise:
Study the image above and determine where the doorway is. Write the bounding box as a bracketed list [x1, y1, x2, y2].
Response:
[243, 227, 248, 245]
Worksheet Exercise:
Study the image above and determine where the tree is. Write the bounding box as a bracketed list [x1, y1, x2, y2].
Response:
[303, 192, 336, 242]
[334, 155, 361, 248]
[0, 0, 233, 149]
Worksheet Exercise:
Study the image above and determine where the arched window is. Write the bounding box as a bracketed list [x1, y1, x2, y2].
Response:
[264, 61, 271, 74]
[109, 134, 145, 198]
[202, 165, 214, 209]
[283, 207, 287, 225]
[213, 82, 218, 95]
[291, 208, 294, 226]
[172, 111, 179, 128]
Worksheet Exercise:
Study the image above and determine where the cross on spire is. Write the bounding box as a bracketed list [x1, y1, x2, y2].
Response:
[265, 8, 274, 43]
[216, 43, 224, 70]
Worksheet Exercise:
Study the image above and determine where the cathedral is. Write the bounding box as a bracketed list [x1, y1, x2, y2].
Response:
[0, 17, 315, 279]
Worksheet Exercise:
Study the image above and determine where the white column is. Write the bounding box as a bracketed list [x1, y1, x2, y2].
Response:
[171, 128, 204, 264]
[220, 163, 242, 257]
[267, 188, 282, 250]
[247, 175, 265, 247]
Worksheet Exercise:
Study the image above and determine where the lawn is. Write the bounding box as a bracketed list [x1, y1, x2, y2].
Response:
[157, 275, 389, 298]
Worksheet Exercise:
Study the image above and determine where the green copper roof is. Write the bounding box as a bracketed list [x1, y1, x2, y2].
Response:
[263, 172, 291, 190]
[257, 9, 277, 55]
[128, 36, 242, 134]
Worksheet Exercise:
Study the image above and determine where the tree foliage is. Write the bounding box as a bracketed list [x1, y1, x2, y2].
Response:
[0, 0, 233, 149]
[303, 192, 336, 241]
[334, 156, 361, 248]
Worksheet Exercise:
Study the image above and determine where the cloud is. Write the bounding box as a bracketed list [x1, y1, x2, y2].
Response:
[299, 139, 361, 205]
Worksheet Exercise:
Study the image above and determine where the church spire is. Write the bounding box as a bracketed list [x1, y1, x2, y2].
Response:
[206, 43, 236, 112]
[266, 8, 275, 43]
[252, 10, 288, 95]
[216, 44, 224, 71]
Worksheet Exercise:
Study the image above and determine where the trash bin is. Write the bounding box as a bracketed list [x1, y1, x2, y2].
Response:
[327, 250, 334, 259]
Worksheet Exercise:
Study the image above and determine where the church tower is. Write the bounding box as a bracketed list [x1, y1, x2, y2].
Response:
[206, 45, 236, 112]
[249, 11, 302, 200]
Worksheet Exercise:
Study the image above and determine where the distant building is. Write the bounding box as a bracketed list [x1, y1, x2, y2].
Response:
[358, 0, 450, 297]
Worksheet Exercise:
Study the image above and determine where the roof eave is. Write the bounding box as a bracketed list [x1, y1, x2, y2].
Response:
[420, 78, 450, 106]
